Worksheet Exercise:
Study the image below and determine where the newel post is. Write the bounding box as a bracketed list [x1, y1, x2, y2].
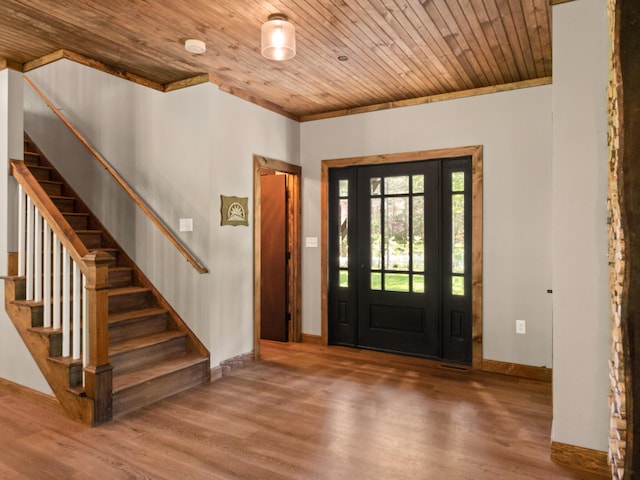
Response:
[82, 250, 113, 425]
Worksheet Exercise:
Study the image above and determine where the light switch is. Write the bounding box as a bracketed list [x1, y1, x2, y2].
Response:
[305, 237, 318, 248]
[179, 218, 193, 232]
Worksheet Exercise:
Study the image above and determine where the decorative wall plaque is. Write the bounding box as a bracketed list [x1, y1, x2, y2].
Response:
[220, 195, 249, 226]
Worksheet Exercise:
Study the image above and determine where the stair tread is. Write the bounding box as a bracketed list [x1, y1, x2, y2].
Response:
[108, 286, 150, 296]
[74, 229, 103, 234]
[48, 355, 82, 367]
[93, 248, 119, 256]
[49, 195, 75, 200]
[108, 266, 133, 273]
[29, 325, 61, 337]
[63, 212, 90, 217]
[112, 354, 208, 393]
[11, 298, 43, 307]
[38, 179, 64, 185]
[110, 330, 186, 356]
[109, 307, 166, 324]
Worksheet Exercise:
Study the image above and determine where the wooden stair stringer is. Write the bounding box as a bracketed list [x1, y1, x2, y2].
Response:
[2, 276, 94, 424]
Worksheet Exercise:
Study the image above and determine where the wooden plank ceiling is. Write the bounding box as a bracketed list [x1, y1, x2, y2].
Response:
[0, 0, 551, 120]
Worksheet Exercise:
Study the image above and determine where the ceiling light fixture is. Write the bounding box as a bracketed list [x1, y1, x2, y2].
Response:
[185, 39, 206, 54]
[261, 13, 296, 61]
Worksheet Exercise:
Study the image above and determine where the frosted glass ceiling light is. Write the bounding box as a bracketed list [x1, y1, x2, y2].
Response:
[261, 13, 296, 61]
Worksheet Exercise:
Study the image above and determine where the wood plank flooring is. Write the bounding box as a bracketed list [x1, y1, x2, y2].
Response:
[0, 341, 605, 479]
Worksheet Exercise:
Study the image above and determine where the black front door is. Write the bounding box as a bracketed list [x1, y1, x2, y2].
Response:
[328, 157, 472, 363]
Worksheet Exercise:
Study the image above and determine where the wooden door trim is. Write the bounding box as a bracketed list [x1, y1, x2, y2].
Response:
[321, 145, 483, 369]
[253, 156, 302, 360]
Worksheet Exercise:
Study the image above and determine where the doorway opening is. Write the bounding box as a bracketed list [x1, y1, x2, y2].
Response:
[321, 146, 483, 368]
[253, 155, 302, 359]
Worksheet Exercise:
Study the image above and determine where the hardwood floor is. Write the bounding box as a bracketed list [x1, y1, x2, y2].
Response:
[0, 341, 605, 479]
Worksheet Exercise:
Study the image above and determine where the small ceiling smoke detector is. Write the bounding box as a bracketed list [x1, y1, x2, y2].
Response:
[185, 39, 206, 54]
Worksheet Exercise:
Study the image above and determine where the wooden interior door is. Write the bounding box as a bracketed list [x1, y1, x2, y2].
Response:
[260, 174, 288, 341]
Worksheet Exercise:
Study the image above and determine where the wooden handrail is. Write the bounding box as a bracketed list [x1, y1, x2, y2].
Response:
[24, 75, 209, 274]
[11, 160, 90, 276]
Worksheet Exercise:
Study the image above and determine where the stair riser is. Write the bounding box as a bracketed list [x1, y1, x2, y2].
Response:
[24, 152, 41, 164]
[68, 363, 83, 388]
[109, 291, 151, 314]
[27, 166, 52, 181]
[111, 337, 186, 375]
[63, 215, 89, 230]
[40, 182, 63, 196]
[108, 269, 133, 288]
[25, 301, 81, 328]
[112, 360, 209, 417]
[52, 197, 75, 212]
[109, 314, 167, 344]
[77, 232, 102, 249]
[10, 277, 26, 300]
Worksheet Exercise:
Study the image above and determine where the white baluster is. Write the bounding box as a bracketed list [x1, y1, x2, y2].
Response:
[18, 185, 25, 276]
[34, 209, 42, 302]
[82, 273, 88, 387]
[62, 247, 70, 357]
[26, 198, 34, 300]
[52, 236, 61, 330]
[43, 222, 52, 328]
[72, 262, 81, 360]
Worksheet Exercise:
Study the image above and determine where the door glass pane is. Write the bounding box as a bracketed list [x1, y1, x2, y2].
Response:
[385, 176, 409, 195]
[413, 175, 424, 194]
[339, 179, 349, 197]
[370, 177, 382, 196]
[339, 270, 348, 288]
[371, 272, 382, 290]
[412, 196, 424, 272]
[413, 274, 425, 293]
[371, 198, 382, 269]
[385, 273, 410, 292]
[384, 197, 409, 271]
[339, 198, 349, 269]
[452, 171, 465, 192]
[452, 276, 464, 296]
[452, 194, 464, 274]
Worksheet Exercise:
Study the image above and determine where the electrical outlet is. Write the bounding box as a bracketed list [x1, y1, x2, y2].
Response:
[516, 319, 526, 335]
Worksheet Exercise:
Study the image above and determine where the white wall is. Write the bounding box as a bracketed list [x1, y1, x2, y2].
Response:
[551, 0, 610, 451]
[301, 86, 554, 369]
[24, 60, 300, 367]
[0, 68, 51, 393]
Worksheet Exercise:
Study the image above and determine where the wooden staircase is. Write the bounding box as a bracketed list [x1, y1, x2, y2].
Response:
[3, 134, 210, 423]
